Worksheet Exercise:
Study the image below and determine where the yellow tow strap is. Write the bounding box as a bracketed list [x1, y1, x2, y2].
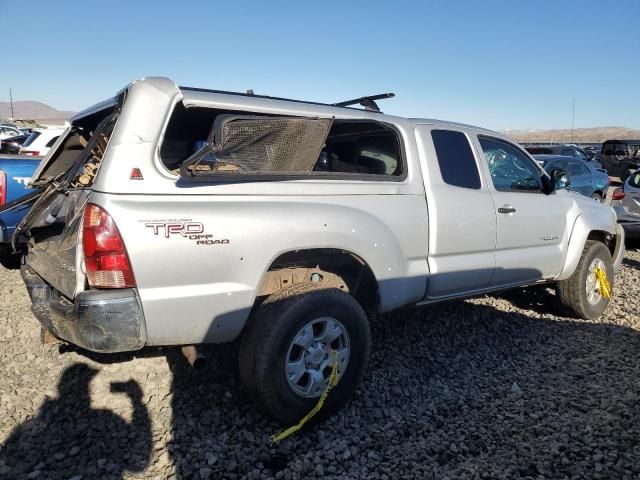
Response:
[271, 350, 340, 444]
[594, 266, 611, 299]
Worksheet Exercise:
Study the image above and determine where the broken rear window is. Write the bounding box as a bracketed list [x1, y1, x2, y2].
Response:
[34, 107, 117, 187]
[161, 103, 404, 179]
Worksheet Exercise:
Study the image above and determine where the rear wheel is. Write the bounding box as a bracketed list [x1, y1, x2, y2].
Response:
[556, 240, 613, 319]
[239, 284, 371, 423]
[591, 192, 603, 202]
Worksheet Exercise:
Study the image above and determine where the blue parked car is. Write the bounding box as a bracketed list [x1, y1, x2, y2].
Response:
[533, 154, 610, 201]
[0, 154, 41, 268]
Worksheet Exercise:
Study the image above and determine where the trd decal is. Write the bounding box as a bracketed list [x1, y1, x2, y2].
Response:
[142, 220, 229, 245]
[13, 177, 31, 186]
[145, 222, 204, 237]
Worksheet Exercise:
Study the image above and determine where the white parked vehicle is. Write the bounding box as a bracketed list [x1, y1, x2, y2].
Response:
[19, 128, 64, 157]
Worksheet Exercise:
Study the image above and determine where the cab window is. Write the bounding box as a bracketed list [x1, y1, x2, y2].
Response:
[478, 136, 542, 192]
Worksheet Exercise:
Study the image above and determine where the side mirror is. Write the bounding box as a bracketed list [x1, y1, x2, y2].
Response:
[552, 168, 571, 190]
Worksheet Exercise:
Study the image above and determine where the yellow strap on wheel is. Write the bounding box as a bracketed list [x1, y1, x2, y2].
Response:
[271, 350, 340, 444]
[594, 266, 611, 299]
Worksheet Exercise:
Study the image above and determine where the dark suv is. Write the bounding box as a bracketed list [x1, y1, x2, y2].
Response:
[525, 145, 596, 164]
[600, 140, 640, 180]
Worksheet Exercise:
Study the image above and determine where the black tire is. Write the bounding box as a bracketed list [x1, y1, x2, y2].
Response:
[591, 192, 603, 202]
[0, 252, 22, 270]
[556, 240, 613, 319]
[239, 283, 371, 424]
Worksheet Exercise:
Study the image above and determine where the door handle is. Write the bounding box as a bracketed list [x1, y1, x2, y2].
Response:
[498, 205, 516, 214]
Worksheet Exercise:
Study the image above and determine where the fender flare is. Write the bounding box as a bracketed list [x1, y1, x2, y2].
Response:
[556, 212, 616, 281]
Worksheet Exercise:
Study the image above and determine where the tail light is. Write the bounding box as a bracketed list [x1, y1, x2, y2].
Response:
[21, 150, 40, 156]
[82, 203, 136, 288]
[612, 187, 625, 200]
[0, 171, 6, 206]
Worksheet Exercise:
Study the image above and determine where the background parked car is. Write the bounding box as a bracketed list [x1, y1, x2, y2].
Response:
[600, 139, 640, 181]
[533, 154, 609, 201]
[583, 145, 601, 162]
[610, 169, 640, 239]
[18, 128, 64, 156]
[0, 124, 21, 141]
[525, 144, 600, 167]
[0, 134, 31, 154]
[0, 155, 40, 268]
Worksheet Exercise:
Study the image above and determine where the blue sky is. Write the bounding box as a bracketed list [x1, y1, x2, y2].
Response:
[1, 0, 638, 130]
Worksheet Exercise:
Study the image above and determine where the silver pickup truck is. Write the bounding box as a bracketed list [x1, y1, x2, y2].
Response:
[15, 77, 624, 422]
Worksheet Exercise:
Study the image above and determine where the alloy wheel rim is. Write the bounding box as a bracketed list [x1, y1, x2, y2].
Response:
[285, 317, 350, 398]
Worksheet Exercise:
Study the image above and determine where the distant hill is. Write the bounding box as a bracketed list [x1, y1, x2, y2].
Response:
[0, 101, 75, 126]
[504, 127, 640, 144]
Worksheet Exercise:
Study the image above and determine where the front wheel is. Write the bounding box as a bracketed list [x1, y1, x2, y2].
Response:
[239, 284, 371, 423]
[556, 240, 613, 319]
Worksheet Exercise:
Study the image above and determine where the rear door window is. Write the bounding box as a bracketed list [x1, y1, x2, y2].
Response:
[614, 144, 629, 157]
[569, 160, 589, 176]
[430, 129, 481, 189]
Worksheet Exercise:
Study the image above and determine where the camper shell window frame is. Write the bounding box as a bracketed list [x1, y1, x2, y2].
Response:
[158, 103, 407, 183]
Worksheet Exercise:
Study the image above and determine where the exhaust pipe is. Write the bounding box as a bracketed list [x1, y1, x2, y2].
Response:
[181, 345, 206, 369]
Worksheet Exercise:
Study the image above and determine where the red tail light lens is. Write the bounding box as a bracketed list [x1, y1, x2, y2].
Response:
[82, 204, 135, 288]
[22, 150, 40, 156]
[0, 171, 6, 206]
[612, 187, 625, 200]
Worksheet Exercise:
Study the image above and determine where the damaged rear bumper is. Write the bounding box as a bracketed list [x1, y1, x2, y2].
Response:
[21, 266, 146, 353]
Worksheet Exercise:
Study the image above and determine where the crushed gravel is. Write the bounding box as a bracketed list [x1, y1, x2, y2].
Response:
[1, 247, 639, 479]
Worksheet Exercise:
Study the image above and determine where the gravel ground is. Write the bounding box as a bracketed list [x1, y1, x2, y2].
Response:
[1, 248, 639, 480]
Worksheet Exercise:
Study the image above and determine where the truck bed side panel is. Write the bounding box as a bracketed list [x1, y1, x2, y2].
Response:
[92, 192, 429, 345]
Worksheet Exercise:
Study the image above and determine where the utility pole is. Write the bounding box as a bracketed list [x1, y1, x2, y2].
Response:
[9, 88, 14, 119]
[571, 98, 575, 144]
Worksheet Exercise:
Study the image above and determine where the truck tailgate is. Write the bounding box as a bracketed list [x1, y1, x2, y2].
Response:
[25, 189, 89, 299]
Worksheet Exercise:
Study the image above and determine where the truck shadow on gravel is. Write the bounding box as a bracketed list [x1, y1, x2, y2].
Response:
[162, 292, 640, 479]
[0, 364, 152, 479]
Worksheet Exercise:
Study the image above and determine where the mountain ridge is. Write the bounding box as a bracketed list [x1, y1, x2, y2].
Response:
[0, 101, 75, 125]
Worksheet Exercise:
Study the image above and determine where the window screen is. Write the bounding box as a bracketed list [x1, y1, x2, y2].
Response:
[431, 130, 481, 189]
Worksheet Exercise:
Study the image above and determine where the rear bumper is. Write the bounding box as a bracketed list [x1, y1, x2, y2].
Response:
[21, 267, 147, 353]
[612, 205, 640, 239]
